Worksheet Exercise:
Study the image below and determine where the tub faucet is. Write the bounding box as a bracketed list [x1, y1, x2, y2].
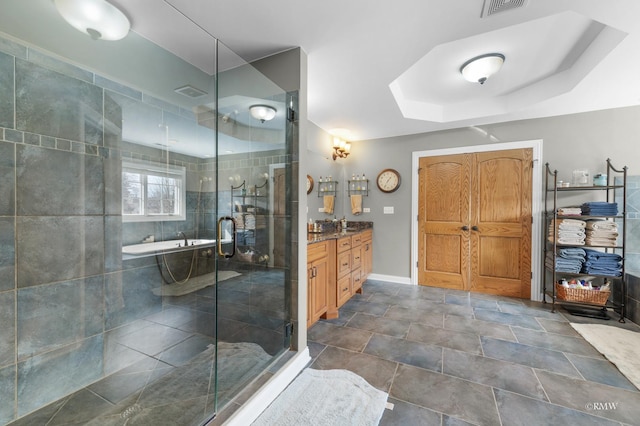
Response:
[177, 231, 188, 246]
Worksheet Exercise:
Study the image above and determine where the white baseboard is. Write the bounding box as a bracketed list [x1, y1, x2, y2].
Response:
[367, 273, 412, 285]
[223, 348, 311, 426]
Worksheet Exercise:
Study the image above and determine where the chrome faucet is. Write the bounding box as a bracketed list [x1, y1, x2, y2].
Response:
[177, 231, 188, 246]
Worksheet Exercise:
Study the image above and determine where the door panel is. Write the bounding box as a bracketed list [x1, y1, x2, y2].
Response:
[471, 149, 532, 298]
[418, 155, 471, 290]
[418, 148, 532, 298]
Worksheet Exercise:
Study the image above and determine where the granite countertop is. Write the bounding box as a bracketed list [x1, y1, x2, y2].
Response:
[307, 222, 373, 244]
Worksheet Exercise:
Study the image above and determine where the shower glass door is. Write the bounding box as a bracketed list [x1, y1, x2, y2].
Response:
[0, 2, 292, 425]
[213, 41, 294, 411]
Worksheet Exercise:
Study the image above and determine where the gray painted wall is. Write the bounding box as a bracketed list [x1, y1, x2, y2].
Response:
[307, 105, 640, 279]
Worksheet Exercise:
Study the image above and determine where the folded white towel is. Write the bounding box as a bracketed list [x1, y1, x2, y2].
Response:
[558, 207, 582, 216]
[586, 220, 618, 231]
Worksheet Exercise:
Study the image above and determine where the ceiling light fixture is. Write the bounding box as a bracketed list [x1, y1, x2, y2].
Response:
[460, 53, 505, 84]
[54, 0, 130, 41]
[249, 105, 277, 123]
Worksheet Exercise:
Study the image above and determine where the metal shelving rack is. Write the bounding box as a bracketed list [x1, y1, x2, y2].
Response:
[543, 159, 627, 322]
[231, 178, 269, 265]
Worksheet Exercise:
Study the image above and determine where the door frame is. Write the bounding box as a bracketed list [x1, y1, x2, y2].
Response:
[411, 139, 544, 300]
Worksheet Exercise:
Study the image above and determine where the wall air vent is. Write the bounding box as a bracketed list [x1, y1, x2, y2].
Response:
[481, 0, 529, 17]
[174, 85, 208, 98]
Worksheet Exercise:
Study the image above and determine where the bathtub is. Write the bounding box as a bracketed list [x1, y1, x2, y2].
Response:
[122, 238, 222, 256]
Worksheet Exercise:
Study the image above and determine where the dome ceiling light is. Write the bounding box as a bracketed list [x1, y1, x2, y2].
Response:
[249, 105, 277, 123]
[460, 53, 505, 84]
[54, 0, 131, 41]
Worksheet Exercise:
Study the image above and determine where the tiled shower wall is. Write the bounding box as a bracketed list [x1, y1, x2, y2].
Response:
[0, 38, 129, 422]
[623, 176, 640, 324]
[0, 35, 284, 424]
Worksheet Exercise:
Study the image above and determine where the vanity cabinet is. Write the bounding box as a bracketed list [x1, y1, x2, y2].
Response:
[307, 239, 335, 328]
[307, 228, 373, 327]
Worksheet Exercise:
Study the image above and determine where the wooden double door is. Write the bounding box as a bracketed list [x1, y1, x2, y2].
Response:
[417, 149, 532, 298]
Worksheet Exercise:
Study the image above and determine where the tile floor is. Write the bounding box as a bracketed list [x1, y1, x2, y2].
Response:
[305, 280, 640, 426]
[7, 267, 289, 426]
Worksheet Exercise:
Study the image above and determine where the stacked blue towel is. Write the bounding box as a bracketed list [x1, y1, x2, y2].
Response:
[581, 202, 618, 216]
[546, 250, 584, 273]
[581, 248, 623, 276]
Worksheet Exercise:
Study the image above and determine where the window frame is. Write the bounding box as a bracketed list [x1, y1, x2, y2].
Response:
[122, 160, 186, 223]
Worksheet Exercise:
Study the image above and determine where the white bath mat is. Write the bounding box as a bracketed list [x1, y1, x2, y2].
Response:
[152, 270, 241, 296]
[571, 323, 640, 390]
[252, 368, 388, 426]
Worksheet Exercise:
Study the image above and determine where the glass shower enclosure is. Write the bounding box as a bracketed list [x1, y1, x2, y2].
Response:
[0, 1, 293, 424]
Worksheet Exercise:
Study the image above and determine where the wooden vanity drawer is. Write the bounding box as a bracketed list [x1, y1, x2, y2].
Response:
[337, 250, 351, 277]
[351, 233, 362, 247]
[337, 236, 352, 253]
[351, 245, 362, 269]
[352, 268, 363, 292]
[337, 274, 351, 307]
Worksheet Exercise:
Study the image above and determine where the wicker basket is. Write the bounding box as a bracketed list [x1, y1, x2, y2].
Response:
[555, 283, 610, 306]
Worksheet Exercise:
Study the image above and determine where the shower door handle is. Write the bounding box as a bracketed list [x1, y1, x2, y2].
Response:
[217, 216, 236, 258]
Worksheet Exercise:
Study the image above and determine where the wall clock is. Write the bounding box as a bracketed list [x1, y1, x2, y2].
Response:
[306, 175, 314, 194]
[376, 168, 401, 193]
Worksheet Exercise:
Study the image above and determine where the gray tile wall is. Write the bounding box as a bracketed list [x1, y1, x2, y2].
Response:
[0, 35, 166, 422]
[624, 176, 640, 324]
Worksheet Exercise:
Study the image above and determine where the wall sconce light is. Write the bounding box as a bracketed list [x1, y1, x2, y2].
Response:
[54, 0, 131, 41]
[332, 137, 351, 161]
[249, 105, 277, 123]
[460, 53, 505, 84]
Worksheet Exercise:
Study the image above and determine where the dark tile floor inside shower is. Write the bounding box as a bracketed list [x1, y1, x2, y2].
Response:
[8, 267, 287, 426]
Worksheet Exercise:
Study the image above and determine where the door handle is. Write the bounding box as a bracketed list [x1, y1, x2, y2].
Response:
[471, 226, 479, 231]
[217, 216, 236, 258]
[461, 225, 469, 231]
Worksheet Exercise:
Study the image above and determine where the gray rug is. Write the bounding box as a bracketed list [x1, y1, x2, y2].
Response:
[153, 270, 241, 296]
[252, 368, 388, 426]
[571, 323, 640, 390]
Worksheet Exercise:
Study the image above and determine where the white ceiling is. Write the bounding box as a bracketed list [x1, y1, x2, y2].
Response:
[106, 0, 640, 142]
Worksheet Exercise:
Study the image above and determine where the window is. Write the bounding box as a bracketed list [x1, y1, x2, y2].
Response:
[122, 160, 186, 222]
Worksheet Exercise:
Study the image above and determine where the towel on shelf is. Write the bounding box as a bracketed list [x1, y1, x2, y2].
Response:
[323, 195, 335, 214]
[581, 202, 618, 216]
[351, 194, 362, 215]
[545, 251, 582, 273]
[586, 220, 618, 231]
[581, 248, 623, 276]
[558, 207, 583, 216]
[584, 220, 618, 246]
[548, 218, 587, 245]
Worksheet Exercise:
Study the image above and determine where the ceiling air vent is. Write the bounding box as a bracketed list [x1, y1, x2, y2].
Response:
[174, 85, 208, 98]
[481, 0, 529, 17]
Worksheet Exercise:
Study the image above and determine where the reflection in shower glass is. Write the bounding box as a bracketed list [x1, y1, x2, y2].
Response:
[0, 1, 293, 424]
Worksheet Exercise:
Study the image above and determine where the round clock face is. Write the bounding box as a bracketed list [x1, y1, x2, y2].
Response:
[377, 169, 401, 193]
[306, 175, 314, 194]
